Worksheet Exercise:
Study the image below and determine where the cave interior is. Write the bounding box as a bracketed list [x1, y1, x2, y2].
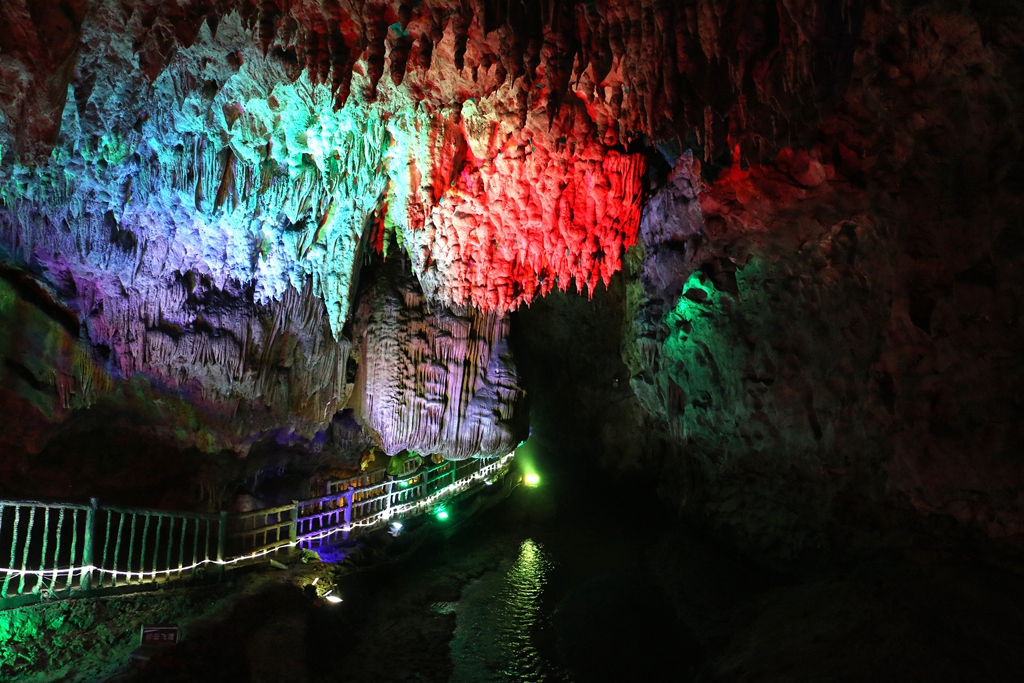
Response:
[1, 0, 1024, 680]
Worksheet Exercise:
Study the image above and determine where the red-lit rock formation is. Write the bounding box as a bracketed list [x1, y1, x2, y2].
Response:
[403, 110, 645, 311]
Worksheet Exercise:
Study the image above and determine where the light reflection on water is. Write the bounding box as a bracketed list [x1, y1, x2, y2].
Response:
[449, 539, 568, 682]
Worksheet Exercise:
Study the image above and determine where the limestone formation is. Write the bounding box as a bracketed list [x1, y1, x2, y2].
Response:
[351, 261, 525, 459]
[0, 0, 1021, 555]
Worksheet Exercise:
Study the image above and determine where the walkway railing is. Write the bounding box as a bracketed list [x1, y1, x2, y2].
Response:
[0, 452, 514, 609]
[293, 456, 510, 549]
[93, 506, 223, 588]
[0, 500, 92, 598]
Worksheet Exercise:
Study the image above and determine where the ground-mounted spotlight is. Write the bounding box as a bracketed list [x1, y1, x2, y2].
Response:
[434, 505, 450, 521]
[324, 591, 343, 604]
[523, 472, 540, 487]
[389, 521, 404, 536]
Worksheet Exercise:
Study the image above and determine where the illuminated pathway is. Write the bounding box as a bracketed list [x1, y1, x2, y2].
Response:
[0, 453, 515, 608]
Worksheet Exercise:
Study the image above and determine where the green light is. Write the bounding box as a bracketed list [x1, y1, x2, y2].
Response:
[523, 472, 540, 487]
[434, 506, 449, 521]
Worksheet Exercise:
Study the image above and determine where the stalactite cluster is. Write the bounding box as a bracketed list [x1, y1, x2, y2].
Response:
[390, 102, 645, 311]
[0, 0, 864, 322]
[351, 261, 525, 459]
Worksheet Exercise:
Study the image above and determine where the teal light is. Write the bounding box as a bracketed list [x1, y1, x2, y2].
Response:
[434, 506, 449, 521]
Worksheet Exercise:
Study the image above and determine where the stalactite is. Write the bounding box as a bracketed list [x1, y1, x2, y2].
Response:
[352, 262, 525, 459]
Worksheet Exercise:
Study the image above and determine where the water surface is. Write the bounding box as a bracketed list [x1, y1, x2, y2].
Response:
[449, 538, 567, 683]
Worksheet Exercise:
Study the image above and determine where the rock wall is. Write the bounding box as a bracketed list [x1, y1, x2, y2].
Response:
[624, 4, 1024, 555]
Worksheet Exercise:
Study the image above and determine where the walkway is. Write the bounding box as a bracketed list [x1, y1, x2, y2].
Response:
[0, 452, 514, 609]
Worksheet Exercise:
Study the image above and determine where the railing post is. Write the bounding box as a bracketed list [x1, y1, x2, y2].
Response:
[343, 488, 353, 541]
[82, 498, 98, 590]
[216, 511, 227, 582]
[289, 501, 298, 549]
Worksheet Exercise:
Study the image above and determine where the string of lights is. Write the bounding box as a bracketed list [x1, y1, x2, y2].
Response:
[0, 453, 516, 583]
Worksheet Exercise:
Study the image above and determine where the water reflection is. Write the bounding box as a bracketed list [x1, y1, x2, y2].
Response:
[450, 538, 566, 682]
[498, 539, 552, 680]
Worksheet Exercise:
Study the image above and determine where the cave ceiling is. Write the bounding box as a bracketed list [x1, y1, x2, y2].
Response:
[0, 0, 851, 460]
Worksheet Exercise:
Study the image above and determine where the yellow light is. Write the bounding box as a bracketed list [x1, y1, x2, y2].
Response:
[523, 473, 540, 487]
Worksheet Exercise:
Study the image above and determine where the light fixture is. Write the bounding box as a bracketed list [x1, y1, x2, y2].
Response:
[523, 472, 540, 487]
[389, 521, 403, 536]
[434, 506, 449, 521]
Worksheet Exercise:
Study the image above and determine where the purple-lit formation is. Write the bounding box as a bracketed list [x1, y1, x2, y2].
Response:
[351, 262, 524, 459]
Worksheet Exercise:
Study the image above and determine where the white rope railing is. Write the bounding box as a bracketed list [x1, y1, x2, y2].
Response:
[0, 452, 515, 595]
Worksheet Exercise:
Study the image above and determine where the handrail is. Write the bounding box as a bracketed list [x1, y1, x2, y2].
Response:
[298, 491, 351, 508]
[98, 504, 220, 521]
[0, 452, 515, 609]
[294, 455, 511, 545]
[0, 500, 91, 510]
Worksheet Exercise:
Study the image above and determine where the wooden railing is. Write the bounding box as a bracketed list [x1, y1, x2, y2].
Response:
[0, 500, 92, 599]
[0, 499, 223, 604]
[293, 455, 510, 550]
[0, 453, 513, 609]
[226, 504, 295, 560]
[93, 505, 223, 588]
